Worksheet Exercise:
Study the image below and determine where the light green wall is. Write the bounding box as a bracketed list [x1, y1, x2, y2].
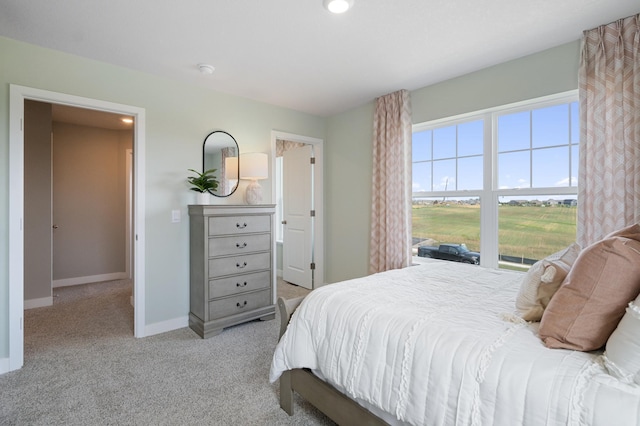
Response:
[325, 103, 375, 283]
[0, 36, 326, 359]
[324, 40, 580, 283]
[411, 41, 581, 123]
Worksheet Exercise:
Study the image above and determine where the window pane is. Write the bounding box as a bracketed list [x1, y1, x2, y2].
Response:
[532, 104, 569, 148]
[498, 111, 530, 152]
[412, 197, 481, 258]
[571, 145, 579, 187]
[457, 156, 483, 190]
[433, 126, 456, 159]
[458, 120, 483, 156]
[413, 161, 432, 192]
[413, 130, 432, 161]
[532, 146, 569, 187]
[433, 159, 456, 191]
[498, 151, 530, 189]
[498, 195, 577, 271]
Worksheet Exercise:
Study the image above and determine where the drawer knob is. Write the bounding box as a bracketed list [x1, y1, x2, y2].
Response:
[237, 301, 248, 308]
[236, 222, 248, 229]
[236, 242, 247, 249]
[236, 281, 247, 287]
[236, 262, 247, 269]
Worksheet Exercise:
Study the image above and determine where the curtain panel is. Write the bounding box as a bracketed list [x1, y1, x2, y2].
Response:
[276, 139, 306, 157]
[369, 89, 412, 273]
[578, 14, 640, 247]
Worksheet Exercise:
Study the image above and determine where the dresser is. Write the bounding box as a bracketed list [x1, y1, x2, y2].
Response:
[188, 204, 276, 338]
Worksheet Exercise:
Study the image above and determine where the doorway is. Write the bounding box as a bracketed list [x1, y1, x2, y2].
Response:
[8, 85, 146, 373]
[271, 131, 324, 290]
[49, 105, 132, 288]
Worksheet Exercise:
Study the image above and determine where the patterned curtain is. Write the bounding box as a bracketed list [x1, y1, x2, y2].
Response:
[276, 139, 306, 157]
[369, 90, 412, 273]
[578, 14, 640, 247]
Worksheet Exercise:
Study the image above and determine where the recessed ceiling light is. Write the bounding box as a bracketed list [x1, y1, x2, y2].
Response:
[323, 0, 353, 13]
[198, 63, 215, 75]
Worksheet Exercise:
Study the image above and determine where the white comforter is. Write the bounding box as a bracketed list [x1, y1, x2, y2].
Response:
[270, 260, 640, 426]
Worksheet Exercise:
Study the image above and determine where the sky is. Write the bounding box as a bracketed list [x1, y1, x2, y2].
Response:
[413, 101, 579, 195]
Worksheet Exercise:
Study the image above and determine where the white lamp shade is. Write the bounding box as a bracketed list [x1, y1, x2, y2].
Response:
[240, 153, 268, 180]
[225, 156, 238, 179]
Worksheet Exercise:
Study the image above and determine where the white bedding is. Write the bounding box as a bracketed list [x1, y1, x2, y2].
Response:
[270, 260, 640, 426]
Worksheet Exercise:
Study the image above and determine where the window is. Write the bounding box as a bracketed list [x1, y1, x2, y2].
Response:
[413, 120, 483, 192]
[497, 102, 579, 190]
[412, 91, 578, 270]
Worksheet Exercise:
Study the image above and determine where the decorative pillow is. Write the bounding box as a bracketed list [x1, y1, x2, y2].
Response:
[539, 223, 640, 351]
[603, 293, 640, 384]
[515, 242, 581, 322]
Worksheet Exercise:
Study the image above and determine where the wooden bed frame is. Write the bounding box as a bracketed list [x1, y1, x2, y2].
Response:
[276, 296, 390, 426]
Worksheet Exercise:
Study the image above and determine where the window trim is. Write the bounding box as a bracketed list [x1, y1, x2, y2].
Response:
[412, 90, 578, 268]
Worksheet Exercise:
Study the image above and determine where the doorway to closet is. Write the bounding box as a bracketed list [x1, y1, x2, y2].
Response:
[272, 131, 324, 290]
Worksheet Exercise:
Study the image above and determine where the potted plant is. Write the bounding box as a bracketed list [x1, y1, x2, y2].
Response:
[187, 168, 219, 204]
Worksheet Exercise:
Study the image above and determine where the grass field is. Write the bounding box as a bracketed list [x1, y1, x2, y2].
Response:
[412, 203, 577, 262]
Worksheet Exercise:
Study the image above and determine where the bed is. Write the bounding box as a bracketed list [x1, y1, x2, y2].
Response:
[270, 256, 640, 426]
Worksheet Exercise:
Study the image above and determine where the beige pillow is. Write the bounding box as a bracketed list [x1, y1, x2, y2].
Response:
[515, 243, 581, 322]
[539, 224, 640, 351]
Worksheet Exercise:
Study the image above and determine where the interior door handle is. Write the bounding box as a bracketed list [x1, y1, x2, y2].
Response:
[52, 224, 59, 229]
[281, 220, 287, 225]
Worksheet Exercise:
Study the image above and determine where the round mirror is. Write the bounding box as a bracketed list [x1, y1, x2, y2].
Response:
[203, 130, 239, 197]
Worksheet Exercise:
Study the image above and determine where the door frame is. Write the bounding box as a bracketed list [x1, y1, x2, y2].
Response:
[8, 85, 147, 373]
[126, 149, 133, 280]
[271, 130, 324, 287]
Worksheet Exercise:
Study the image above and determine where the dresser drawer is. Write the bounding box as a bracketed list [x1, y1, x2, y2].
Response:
[209, 270, 271, 299]
[208, 252, 271, 278]
[209, 233, 271, 257]
[208, 289, 271, 320]
[208, 215, 270, 236]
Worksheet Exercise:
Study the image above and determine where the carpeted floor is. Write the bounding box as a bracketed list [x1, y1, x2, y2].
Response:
[0, 279, 334, 425]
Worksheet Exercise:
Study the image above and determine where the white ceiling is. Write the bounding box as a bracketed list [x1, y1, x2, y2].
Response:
[2, 0, 638, 117]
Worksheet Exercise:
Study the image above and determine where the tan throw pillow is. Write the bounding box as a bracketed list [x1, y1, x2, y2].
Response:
[515, 243, 581, 322]
[539, 224, 640, 351]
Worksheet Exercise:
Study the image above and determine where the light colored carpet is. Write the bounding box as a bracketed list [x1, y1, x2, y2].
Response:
[0, 279, 332, 425]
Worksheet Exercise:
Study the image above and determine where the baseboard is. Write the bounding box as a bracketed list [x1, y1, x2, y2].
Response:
[24, 296, 53, 310]
[53, 272, 128, 288]
[144, 315, 188, 337]
[0, 357, 9, 375]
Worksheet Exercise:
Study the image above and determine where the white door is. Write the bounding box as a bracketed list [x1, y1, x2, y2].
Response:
[282, 145, 313, 289]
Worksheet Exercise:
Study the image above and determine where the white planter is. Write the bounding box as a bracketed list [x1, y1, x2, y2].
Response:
[196, 192, 211, 205]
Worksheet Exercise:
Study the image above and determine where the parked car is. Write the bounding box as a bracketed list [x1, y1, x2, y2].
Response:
[417, 243, 480, 264]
